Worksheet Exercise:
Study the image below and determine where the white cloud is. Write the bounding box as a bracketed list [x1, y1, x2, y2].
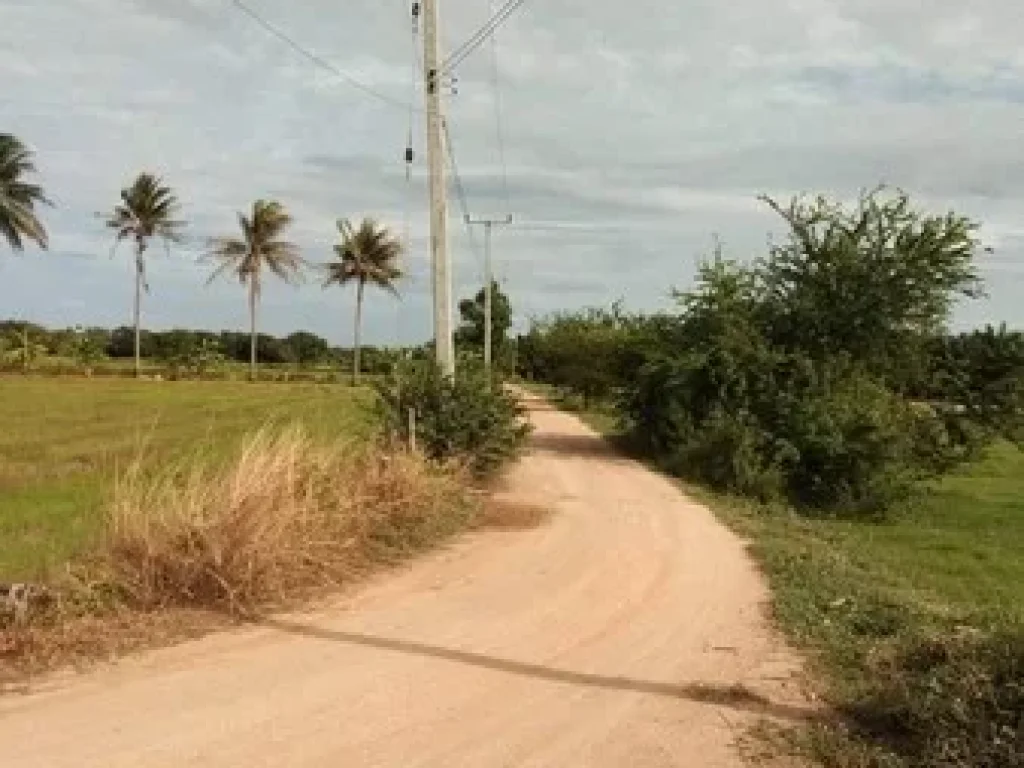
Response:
[0, 0, 1022, 343]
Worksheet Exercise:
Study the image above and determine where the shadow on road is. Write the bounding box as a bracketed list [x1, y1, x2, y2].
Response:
[263, 618, 818, 723]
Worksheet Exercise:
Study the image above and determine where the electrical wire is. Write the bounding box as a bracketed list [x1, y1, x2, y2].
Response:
[442, 0, 522, 73]
[487, 0, 511, 211]
[230, 0, 415, 113]
[442, 118, 486, 282]
[442, 0, 527, 75]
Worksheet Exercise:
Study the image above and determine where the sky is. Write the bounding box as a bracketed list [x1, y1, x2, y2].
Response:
[1, 0, 1023, 344]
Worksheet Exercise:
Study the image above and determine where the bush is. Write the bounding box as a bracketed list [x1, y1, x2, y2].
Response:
[374, 360, 530, 479]
[847, 629, 1024, 767]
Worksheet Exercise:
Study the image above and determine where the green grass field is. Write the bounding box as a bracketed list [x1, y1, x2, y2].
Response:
[713, 441, 1024, 631]
[0, 376, 376, 580]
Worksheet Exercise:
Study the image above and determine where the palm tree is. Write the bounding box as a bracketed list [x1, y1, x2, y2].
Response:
[323, 218, 403, 384]
[0, 133, 50, 251]
[206, 200, 302, 381]
[106, 172, 184, 377]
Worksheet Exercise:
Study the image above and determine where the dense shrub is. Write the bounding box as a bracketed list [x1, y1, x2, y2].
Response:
[374, 360, 530, 478]
[527, 190, 1020, 516]
[847, 629, 1024, 767]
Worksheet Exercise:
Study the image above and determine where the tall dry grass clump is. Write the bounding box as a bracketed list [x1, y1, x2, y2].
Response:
[102, 427, 477, 614]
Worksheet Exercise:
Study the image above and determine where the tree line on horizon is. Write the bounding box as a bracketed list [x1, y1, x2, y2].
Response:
[0, 133, 403, 383]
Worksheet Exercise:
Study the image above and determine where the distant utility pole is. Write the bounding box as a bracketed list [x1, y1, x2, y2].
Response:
[466, 214, 512, 374]
[421, 0, 455, 377]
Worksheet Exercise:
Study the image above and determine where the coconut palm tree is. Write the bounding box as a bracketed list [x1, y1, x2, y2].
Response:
[323, 218, 403, 384]
[0, 133, 50, 252]
[206, 200, 302, 381]
[106, 172, 184, 377]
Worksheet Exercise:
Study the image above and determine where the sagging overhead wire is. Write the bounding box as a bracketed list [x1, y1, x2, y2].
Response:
[230, 0, 416, 113]
[442, 118, 486, 280]
[487, 0, 511, 210]
[442, 0, 527, 76]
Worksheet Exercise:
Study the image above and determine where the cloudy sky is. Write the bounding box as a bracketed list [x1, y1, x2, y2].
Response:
[2, 0, 1022, 344]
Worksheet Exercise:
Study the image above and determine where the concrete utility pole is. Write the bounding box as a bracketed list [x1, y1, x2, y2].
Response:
[422, 0, 455, 377]
[466, 214, 512, 374]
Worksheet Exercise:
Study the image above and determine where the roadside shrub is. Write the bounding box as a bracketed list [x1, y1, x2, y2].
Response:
[848, 629, 1024, 767]
[778, 370, 918, 512]
[374, 360, 530, 479]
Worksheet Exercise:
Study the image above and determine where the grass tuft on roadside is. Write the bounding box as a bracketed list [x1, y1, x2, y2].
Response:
[1, 425, 483, 688]
[101, 426, 478, 614]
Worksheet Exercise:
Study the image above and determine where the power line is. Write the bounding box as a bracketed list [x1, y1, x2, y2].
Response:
[442, 0, 527, 75]
[441, 118, 485, 279]
[488, 0, 511, 210]
[229, 0, 414, 113]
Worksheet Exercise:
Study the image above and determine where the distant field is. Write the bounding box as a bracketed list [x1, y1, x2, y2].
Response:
[0, 376, 377, 579]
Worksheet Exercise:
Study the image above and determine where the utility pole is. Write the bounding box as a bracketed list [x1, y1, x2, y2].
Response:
[466, 214, 512, 374]
[422, 0, 455, 377]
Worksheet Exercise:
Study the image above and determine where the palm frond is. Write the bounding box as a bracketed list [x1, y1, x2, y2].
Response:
[105, 171, 185, 249]
[0, 134, 50, 250]
[324, 216, 405, 296]
[205, 200, 303, 290]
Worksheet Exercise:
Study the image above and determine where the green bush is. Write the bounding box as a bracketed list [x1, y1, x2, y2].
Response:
[778, 370, 918, 512]
[374, 360, 530, 478]
[847, 629, 1024, 767]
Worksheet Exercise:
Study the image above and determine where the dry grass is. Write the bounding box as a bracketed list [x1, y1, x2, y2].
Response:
[1, 426, 480, 688]
[101, 427, 478, 614]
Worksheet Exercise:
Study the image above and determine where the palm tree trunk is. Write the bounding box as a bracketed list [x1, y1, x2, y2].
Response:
[133, 241, 145, 379]
[353, 280, 364, 385]
[249, 278, 257, 382]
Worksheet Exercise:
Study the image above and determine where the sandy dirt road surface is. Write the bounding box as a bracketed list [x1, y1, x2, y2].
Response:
[0, 394, 808, 767]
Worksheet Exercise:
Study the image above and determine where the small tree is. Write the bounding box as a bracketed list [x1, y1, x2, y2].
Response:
[455, 281, 513, 370]
[758, 188, 984, 377]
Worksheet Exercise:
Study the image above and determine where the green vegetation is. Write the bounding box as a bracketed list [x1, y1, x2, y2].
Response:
[522, 190, 1023, 515]
[0, 320, 408, 378]
[456, 280, 515, 371]
[375, 359, 530, 479]
[709, 445, 1024, 767]
[0, 377, 376, 580]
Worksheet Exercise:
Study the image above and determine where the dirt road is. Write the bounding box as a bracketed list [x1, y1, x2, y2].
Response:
[0, 395, 806, 767]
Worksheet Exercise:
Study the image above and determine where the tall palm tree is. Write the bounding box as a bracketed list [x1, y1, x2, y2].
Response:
[323, 218, 403, 384]
[206, 200, 302, 381]
[0, 133, 50, 252]
[106, 172, 184, 377]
